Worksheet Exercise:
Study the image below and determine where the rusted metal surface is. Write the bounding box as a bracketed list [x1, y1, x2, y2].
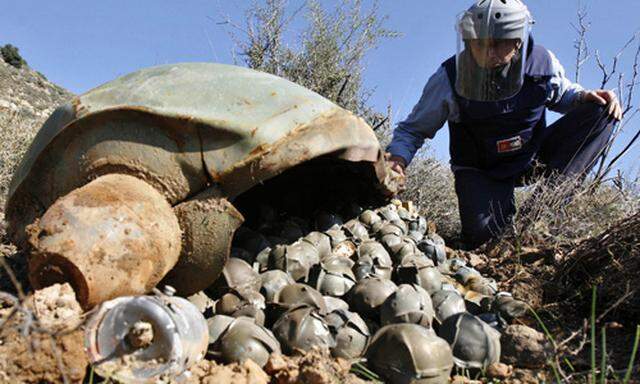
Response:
[6, 62, 397, 306]
[161, 189, 244, 296]
[27, 174, 182, 308]
[212, 108, 387, 198]
[7, 109, 206, 249]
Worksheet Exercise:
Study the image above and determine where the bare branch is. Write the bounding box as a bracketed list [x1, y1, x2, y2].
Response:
[601, 124, 640, 178]
[624, 41, 640, 114]
[594, 33, 638, 90]
[572, 4, 591, 83]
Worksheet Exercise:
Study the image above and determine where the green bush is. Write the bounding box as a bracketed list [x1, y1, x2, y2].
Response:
[1, 44, 27, 69]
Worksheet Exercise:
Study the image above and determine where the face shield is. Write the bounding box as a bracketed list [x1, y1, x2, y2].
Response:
[455, 3, 533, 102]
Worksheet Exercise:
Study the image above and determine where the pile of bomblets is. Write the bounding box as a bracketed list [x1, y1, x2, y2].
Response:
[205, 201, 527, 383]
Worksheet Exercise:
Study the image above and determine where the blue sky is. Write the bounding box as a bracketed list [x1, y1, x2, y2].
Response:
[2, 0, 639, 175]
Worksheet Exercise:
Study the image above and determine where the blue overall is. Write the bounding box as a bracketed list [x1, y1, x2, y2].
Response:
[442, 44, 616, 248]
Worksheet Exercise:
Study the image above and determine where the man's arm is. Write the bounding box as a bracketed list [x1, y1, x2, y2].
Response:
[547, 50, 622, 120]
[386, 66, 454, 172]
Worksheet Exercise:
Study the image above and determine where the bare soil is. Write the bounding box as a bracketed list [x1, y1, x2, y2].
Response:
[0, 326, 87, 383]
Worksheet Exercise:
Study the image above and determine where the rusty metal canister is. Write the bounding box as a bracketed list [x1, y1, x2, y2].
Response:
[27, 174, 182, 308]
[85, 286, 209, 383]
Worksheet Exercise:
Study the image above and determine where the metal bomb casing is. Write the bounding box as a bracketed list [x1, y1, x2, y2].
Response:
[365, 323, 454, 384]
[381, 284, 435, 328]
[354, 240, 393, 281]
[85, 287, 208, 383]
[272, 305, 335, 354]
[207, 315, 281, 368]
[7, 63, 398, 305]
[438, 312, 501, 370]
[347, 277, 398, 321]
[431, 290, 467, 324]
[26, 174, 182, 309]
[325, 308, 370, 360]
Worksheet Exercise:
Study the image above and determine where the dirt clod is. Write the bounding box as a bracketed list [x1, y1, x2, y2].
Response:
[0, 314, 88, 383]
[450, 375, 481, 384]
[508, 368, 548, 384]
[127, 321, 154, 349]
[501, 324, 552, 369]
[29, 283, 82, 332]
[486, 362, 513, 379]
[264, 349, 365, 384]
[185, 359, 269, 384]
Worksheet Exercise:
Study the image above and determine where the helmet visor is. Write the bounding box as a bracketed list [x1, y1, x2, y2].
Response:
[455, 9, 532, 101]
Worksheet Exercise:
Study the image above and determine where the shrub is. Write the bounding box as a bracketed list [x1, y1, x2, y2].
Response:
[1, 44, 27, 69]
[229, 0, 398, 130]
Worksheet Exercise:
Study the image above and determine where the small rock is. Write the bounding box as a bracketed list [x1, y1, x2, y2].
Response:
[29, 283, 82, 332]
[486, 362, 513, 379]
[467, 252, 488, 268]
[188, 291, 215, 314]
[510, 368, 548, 384]
[451, 376, 481, 384]
[186, 359, 269, 384]
[501, 324, 552, 369]
[127, 321, 154, 349]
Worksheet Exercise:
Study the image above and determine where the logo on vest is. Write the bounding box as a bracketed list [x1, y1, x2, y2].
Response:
[496, 136, 523, 153]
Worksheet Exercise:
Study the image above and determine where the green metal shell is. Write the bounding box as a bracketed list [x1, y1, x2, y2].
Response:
[7, 63, 393, 243]
[6, 63, 396, 297]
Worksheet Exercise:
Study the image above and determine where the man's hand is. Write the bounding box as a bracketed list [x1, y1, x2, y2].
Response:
[583, 89, 623, 120]
[385, 153, 407, 177]
[384, 153, 407, 193]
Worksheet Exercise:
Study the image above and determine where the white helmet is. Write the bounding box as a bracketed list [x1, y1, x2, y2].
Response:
[455, 0, 535, 101]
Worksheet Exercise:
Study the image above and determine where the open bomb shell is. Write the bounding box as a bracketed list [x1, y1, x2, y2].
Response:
[85, 289, 208, 383]
[207, 315, 280, 368]
[365, 323, 454, 384]
[381, 284, 435, 328]
[347, 277, 397, 321]
[272, 306, 335, 354]
[325, 309, 370, 360]
[438, 312, 501, 370]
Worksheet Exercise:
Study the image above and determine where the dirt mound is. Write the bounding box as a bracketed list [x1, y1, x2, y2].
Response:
[0, 325, 87, 384]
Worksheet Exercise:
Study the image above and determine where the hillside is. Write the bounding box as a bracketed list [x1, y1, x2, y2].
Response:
[0, 58, 73, 208]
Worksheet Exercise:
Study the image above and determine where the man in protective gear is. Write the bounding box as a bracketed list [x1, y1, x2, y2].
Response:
[387, 0, 621, 249]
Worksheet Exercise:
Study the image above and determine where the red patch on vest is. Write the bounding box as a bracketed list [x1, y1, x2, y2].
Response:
[496, 136, 523, 153]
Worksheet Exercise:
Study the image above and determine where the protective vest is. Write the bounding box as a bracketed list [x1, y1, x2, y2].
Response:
[442, 39, 555, 179]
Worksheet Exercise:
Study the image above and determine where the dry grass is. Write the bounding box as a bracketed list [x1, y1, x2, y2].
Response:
[400, 153, 460, 241]
[401, 153, 639, 251]
[0, 109, 42, 210]
[560, 210, 640, 316]
[505, 173, 640, 250]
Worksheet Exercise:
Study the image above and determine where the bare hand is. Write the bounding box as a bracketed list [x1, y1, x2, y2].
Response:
[385, 153, 407, 178]
[583, 89, 623, 120]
